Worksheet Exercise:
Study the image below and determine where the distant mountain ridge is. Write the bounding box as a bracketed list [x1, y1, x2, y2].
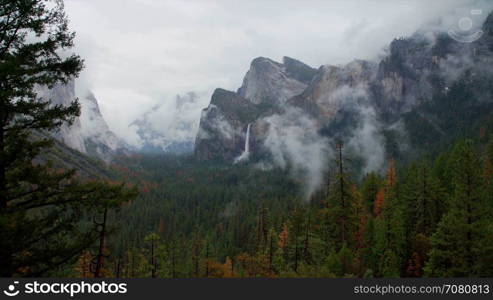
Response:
[195, 11, 493, 166]
[37, 80, 128, 162]
[129, 92, 204, 154]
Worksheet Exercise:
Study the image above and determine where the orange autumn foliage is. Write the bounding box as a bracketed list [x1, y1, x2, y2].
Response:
[386, 158, 397, 188]
[278, 223, 289, 249]
[374, 159, 398, 217]
[75, 251, 93, 278]
[235, 253, 271, 277]
[222, 257, 234, 278]
[374, 188, 386, 217]
[203, 257, 235, 278]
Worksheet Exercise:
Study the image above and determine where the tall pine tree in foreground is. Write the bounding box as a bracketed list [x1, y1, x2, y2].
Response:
[325, 142, 358, 251]
[372, 159, 406, 277]
[0, 0, 136, 276]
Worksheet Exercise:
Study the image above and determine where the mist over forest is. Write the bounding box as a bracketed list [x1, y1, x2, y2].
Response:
[2, 0, 493, 280]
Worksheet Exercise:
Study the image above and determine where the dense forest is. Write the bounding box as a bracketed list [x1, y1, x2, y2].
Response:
[2, 0, 493, 279]
[66, 135, 493, 278]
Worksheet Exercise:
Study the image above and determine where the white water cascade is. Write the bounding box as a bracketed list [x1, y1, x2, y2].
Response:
[234, 123, 251, 163]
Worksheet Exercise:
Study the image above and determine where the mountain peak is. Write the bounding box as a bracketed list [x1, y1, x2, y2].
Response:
[210, 88, 236, 104]
[250, 56, 282, 67]
[238, 56, 315, 105]
[283, 56, 318, 84]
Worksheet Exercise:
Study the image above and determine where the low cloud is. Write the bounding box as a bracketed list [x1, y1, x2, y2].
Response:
[129, 92, 209, 149]
[346, 105, 386, 175]
[263, 107, 330, 200]
[64, 0, 485, 145]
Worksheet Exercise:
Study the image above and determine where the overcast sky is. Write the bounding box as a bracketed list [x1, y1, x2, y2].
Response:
[64, 0, 492, 146]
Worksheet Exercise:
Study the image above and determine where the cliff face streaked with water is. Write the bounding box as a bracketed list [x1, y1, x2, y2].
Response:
[195, 12, 493, 165]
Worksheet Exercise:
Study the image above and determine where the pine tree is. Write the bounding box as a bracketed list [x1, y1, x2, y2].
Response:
[360, 216, 377, 275]
[403, 162, 444, 236]
[325, 142, 358, 250]
[255, 204, 270, 251]
[425, 141, 493, 277]
[144, 233, 160, 278]
[325, 244, 354, 277]
[91, 207, 109, 278]
[379, 249, 400, 277]
[0, 0, 137, 276]
[288, 207, 304, 273]
[483, 137, 493, 210]
[372, 159, 406, 276]
[361, 172, 382, 211]
[191, 231, 203, 277]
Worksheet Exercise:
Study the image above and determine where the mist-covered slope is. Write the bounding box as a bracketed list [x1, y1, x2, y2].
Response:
[37, 81, 128, 162]
[195, 10, 493, 174]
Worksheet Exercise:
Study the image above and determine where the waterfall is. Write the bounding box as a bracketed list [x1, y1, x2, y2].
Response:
[234, 123, 251, 163]
[244, 123, 251, 154]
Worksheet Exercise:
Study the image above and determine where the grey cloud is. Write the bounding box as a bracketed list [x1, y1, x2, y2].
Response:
[64, 0, 488, 146]
[263, 107, 330, 200]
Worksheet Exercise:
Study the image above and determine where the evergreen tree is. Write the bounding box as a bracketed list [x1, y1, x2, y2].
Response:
[372, 159, 406, 276]
[287, 207, 304, 273]
[361, 172, 382, 211]
[403, 162, 445, 236]
[325, 142, 358, 250]
[425, 141, 493, 277]
[144, 233, 160, 278]
[483, 137, 493, 210]
[0, 0, 137, 276]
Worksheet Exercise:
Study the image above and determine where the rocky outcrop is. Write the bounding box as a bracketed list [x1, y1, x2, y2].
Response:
[37, 80, 127, 162]
[195, 11, 493, 163]
[237, 56, 317, 106]
[37, 81, 87, 153]
[289, 60, 377, 123]
[194, 89, 263, 161]
[79, 91, 128, 161]
[195, 56, 319, 162]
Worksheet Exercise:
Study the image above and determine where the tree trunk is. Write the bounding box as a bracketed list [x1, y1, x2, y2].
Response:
[94, 207, 108, 278]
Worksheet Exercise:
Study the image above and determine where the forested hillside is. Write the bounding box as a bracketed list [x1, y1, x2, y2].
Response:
[72, 11, 493, 278]
[3, 1, 493, 279]
[75, 134, 493, 278]
[69, 10, 493, 278]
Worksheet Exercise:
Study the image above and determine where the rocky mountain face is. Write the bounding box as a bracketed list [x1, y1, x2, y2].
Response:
[289, 60, 377, 124]
[195, 89, 264, 161]
[237, 56, 317, 106]
[37, 81, 128, 162]
[37, 81, 87, 153]
[195, 57, 318, 161]
[79, 91, 128, 160]
[195, 11, 493, 164]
